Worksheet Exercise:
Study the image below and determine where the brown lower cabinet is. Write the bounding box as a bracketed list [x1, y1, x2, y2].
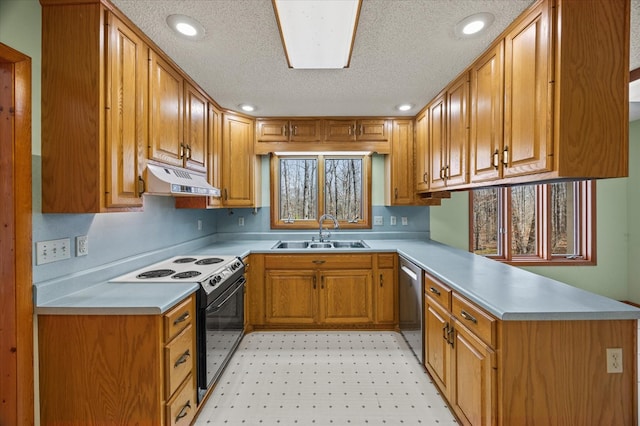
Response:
[38, 294, 197, 426]
[248, 253, 397, 329]
[423, 271, 637, 425]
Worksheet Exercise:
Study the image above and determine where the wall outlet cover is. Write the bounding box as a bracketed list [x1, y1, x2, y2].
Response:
[76, 235, 88, 257]
[374, 216, 383, 226]
[390, 216, 397, 225]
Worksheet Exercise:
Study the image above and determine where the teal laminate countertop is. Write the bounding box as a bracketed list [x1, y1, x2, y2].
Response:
[35, 238, 640, 320]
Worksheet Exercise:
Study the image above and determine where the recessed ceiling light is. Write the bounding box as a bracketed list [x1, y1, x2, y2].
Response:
[166, 14, 205, 40]
[454, 13, 494, 38]
[397, 104, 413, 112]
[239, 104, 256, 113]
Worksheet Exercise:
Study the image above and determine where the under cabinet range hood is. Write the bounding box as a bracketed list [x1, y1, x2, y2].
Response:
[144, 164, 220, 197]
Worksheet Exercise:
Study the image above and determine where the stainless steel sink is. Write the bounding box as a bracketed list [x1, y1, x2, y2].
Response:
[272, 240, 369, 249]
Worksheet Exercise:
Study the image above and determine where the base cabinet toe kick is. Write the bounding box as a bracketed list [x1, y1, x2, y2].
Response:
[422, 271, 637, 425]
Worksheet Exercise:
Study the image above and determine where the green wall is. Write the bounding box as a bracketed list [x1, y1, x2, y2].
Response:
[431, 120, 640, 302]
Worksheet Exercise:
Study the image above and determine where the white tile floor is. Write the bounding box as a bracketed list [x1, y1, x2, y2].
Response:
[194, 331, 458, 425]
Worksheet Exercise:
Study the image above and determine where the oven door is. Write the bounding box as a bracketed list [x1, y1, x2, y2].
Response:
[198, 276, 245, 400]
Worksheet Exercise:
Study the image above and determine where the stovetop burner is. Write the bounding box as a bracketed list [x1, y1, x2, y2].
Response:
[172, 271, 202, 279]
[195, 258, 224, 265]
[136, 269, 175, 279]
[173, 257, 198, 264]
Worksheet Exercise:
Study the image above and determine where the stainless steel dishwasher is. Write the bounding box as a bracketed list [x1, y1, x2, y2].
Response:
[398, 256, 424, 363]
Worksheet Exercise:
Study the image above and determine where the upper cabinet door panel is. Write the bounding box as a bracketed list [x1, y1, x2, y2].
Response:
[257, 119, 289, 142]
[105, 15, 146, 208]
[290, 120, 322, 142]
[446, 73, 470, 188]
[470, 41, 504, 184]
[358, 119, 389, 141]
[428, 93, 447, 191]
[415, 112, 429, 193]
[325, 120, 357, 142]
[149, 52, 183, 167]
[184, 83, 207, 173]
[503, 2, 552, 178]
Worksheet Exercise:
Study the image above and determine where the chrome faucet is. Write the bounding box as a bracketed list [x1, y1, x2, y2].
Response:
[318, 214, 339, 242]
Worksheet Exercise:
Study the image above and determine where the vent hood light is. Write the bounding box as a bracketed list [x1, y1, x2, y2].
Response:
[166, 14, 205, 40]
[454, 13, 494, 38]
[145, 164, 220, 197]
[273, 0, 362, 69]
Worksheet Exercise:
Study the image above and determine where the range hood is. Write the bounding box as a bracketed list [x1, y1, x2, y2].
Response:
[144, 164, 220, 197]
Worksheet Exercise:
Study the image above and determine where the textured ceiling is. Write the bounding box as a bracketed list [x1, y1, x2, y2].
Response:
[111, 0, 640, 118]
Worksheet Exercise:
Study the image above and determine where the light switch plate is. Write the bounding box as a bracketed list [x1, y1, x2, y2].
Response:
[390, 216, 397, 226]
[36, 238, 71, 265]
[402, 217, 408, 226]
[373, 216, 383, 226]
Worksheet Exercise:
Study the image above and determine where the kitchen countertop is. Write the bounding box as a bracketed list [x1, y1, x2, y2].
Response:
[35, 238, 640, 320]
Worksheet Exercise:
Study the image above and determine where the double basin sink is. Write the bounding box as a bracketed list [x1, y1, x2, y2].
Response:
[272, 240, 370, 250]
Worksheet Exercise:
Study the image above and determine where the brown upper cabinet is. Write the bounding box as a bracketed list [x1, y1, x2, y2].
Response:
[149, 54, 207, 174]
[41, 4, 147, 213]
[384, 119, 415, 205]
[324, 119, 389, 142]
[257, 119, 322, 143]
[414, 111, 430, 193]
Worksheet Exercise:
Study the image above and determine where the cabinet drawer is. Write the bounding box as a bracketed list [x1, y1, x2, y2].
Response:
[165, 324, 194, 399]
[164, 296, 195, 342]
[424, 274, 451, 311]
[377, 253, 396, 269]
[452, 293, 497, 348]
[166, 373, 197, 426]
[265, 254, 372, 270]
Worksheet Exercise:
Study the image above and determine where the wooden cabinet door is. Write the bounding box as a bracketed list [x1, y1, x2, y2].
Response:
[183, 83, 207, 173]
[415, 112, 429, 193]
[389, 119, 414, 205]
[207, 104, 223, 208]
[290, 119, 321, 142]
[257, 119, 289, 142]
[357, 119, 389, 141]
[424, 298, 452, 399]
[221, 113, 256, 207]
[105, 15, 146, 208]
[149, 51, 183, 167]
[319, 270, 373, 324]
[376, 268, 396, 324]
[446, 73, 470, 188]
[325, 119, 357, 141]
[452, 323, 496, 426]
[503, 2, 551, 178]
[470, 42, 504, 183]
[265, 270, 317, 324]
[428, 92, 447, 190]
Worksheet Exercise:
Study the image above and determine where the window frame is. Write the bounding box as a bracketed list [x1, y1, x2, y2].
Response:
[270, 153, 372, 229]
[469, 181, 596, 266]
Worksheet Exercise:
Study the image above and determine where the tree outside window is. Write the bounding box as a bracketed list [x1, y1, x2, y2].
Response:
[470, 181, 595, 265]
[271, 154, 371, 229]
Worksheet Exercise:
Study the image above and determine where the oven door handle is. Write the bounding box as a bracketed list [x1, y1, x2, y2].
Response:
[206, 279, 245, 313]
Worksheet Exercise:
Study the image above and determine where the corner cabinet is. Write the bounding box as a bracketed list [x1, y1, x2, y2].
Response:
[221, 113, 261, 208]
[250, 253, 397, 329]
[41, 3, 146, 212]
[38, 294, 198, 426]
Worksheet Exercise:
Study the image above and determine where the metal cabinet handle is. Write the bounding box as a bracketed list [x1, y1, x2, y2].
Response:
[492, 149, 500, 169]
[460, 309, 478, 324]
[429, 286, 441, 296]
[180, 143, 185, 158]
[313, 275, 316, 289]
[321, 276, 324, 289]
[137, 176, 145, 195]
[423, 172, 428, 183]
[293, 125, 298, 136]
[394, 188, 398, 199]
[348, 125, 353, 136]
[174, 350, 190, 368]
[283, 125, 288, 137]
[224, 188, 228, 201]
[442, 322, 449, 341]
[379, 273, 383, 287]
[312, 260, 326, 264]
[186, 145, 192, 160]
[447, 324, 455, 347]
[502, 146, 509, 167]
[173, 311, 190, 325]
[175, 401, 191, 422]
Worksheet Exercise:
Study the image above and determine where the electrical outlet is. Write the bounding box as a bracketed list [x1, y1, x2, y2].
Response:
[402, 217, 408, 226]
[390, 216, 397, 225]
[238, 217, 245, 227]
[606, 348, 623, 373]
[76, 235, 88, 257]
[36, 238, 71, 265]
[373, 216, 383, 226]
[197, 219, 202, 231]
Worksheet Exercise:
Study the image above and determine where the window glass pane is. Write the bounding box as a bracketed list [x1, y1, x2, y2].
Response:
[511, 185, 537, 255]
[279, 158, 317, 220]
[472, 188, 500, 255]
[550, 182, 577, 255]
[324, 158, 362, 221]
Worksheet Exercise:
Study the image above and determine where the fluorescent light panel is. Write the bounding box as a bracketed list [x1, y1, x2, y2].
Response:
[273, 0, 362, 69]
